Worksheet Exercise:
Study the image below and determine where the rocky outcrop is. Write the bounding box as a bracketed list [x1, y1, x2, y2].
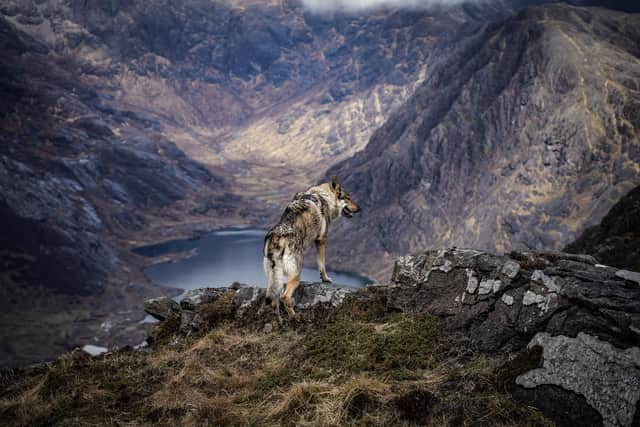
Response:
[143, 297, 180, 321]
[145, 282, 357, 334]
[387, 248, 640, 426]
[388, 248, 640, 352]
[151, 248, 640, 426]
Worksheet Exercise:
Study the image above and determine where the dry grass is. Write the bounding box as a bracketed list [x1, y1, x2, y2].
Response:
[0, 312, 553, 427]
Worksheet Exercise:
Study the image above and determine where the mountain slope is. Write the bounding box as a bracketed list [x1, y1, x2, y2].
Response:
[0, 0, 521, 207]
[329, 4, 640, 280]
[0, 17, 248, 367]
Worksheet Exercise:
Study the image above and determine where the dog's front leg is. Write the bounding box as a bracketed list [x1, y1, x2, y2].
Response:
[315, 238, 332, 283]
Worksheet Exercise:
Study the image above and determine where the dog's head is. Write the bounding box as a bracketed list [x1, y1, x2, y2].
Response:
[330, 176, 360, 218]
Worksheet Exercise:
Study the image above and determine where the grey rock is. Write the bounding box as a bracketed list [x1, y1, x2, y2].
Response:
[531, 270, 562, 292]
[465, 269, 479, 293]
[393, 254, 431, 286]
[516, 333, 640, 427]
[501, 260, 521, 279]
[501, 293, 514, 306]
[168, 282, 359, 329]
[616, 269, 640, 285]
[522, 290, 546, 306]
[290, 282, 356, 309]
[478, 279, 501, 295]
[180, 288, 227, 311]
[477, 279, 492, 295]
[143, 297, 181, 321]
[179, 310, 196, 336]
[233, 286, 265, 317]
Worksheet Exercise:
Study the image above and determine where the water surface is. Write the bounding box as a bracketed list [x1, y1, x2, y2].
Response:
[134, 228, 369, 292]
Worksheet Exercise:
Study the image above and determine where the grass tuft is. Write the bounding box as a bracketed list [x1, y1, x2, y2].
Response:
[303, 313, 442, 378]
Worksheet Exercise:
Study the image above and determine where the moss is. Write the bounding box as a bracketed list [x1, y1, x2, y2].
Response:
[303, 313, 441, 378]
[150, 313, 181, 345]
[195, 290, 237, 330]
[336, 290, 388, 322]
[252, 367, 296, 398]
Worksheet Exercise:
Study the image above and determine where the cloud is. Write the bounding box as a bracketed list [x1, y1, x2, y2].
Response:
[301, 0, 472, 13]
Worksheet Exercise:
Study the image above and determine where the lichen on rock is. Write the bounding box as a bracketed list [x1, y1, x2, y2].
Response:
[516, 332, 640, 427]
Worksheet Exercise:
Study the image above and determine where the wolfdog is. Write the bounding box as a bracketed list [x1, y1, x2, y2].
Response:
[263, 176, 360, 322]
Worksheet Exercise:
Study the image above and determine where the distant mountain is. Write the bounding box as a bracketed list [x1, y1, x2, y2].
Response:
[566, 184, 640, 271]
[329, 4, 640, 280]
[0, 0, 526, 208]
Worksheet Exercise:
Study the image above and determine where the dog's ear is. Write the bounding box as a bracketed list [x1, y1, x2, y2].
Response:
[331, 175, 339, 190]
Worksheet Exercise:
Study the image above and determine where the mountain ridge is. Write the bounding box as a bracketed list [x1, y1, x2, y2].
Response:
[328, 3, 640, 280]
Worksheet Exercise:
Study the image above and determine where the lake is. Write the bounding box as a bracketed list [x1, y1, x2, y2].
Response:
[133, 228, 370, 293]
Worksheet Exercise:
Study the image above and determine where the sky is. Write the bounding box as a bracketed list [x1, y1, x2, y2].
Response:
[301, 0, 477, 12]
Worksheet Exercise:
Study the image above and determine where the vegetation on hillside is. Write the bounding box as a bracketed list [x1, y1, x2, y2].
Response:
[0, 295, 551, 426]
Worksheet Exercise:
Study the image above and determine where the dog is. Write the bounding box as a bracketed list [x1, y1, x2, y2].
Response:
[263, 176, 360, 322]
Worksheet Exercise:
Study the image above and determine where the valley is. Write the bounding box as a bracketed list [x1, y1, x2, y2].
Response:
[0, 0, 638, 367]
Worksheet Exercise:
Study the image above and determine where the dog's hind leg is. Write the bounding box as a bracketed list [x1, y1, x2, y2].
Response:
[282, 274, 300, 318]
[264, 256, 283, 324]
[281, 251, 302, 318]
[315, 238, 332, 283]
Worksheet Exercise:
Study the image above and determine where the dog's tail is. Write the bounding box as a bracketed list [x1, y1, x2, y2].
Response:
[263, 232, 285, 307]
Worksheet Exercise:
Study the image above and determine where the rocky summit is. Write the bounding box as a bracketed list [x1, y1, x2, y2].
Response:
[142, 248, 640, 426]
[2, 248, 638, 426]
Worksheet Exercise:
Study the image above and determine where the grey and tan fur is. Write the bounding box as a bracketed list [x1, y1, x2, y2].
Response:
[263, 176, 360, 322]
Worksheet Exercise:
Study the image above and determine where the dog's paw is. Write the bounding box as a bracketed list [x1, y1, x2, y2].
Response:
[321, 275, 333, 284]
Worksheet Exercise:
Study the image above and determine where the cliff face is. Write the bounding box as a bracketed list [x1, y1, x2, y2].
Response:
[565, 184, 640, 271]
[329, 4, 640, 280]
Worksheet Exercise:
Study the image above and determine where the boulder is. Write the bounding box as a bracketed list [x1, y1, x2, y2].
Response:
[515, 332, 640, 427]
[147, 281, 359, 332]
[289, 282, 355, 309]
[143, 297, 180, 321]
[388, 248, 640, 352]
[180, 287, 228, 311]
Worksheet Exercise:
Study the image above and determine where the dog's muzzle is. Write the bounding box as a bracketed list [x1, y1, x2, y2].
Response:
[342, 206, 359, 218]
